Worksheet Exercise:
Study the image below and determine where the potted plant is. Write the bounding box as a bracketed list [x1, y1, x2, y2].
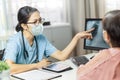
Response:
[0, 61, 10, 80]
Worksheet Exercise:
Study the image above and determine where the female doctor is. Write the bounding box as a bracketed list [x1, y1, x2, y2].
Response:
[3, 6, 93, 74]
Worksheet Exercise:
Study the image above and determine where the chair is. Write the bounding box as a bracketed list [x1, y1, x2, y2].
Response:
[0, 49, 5, 60]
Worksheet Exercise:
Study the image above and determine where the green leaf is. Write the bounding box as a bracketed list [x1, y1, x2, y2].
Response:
[0, 61, 10, 72]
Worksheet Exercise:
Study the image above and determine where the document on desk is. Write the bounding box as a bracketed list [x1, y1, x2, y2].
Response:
[11, 69, 62, 80]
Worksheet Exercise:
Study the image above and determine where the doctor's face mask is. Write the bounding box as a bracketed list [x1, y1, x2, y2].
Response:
[30, 23, 44, 36]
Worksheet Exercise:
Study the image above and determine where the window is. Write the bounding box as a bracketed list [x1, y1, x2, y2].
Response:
[105, 0, 120, 12]
[10, 0, 67, 27]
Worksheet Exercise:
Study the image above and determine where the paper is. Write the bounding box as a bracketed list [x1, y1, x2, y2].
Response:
[12, 70, 62, 80]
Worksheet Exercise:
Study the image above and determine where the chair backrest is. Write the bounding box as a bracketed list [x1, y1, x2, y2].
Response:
[0, 49, 5, 60]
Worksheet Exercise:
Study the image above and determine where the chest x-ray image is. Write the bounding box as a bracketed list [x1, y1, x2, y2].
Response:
[84, 19, 109, 50]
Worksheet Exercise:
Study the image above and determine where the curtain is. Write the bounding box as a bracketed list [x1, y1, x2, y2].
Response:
[0, 0, 13, 49]
[85, 0, 105, 18]
[70, 0, 105, 55]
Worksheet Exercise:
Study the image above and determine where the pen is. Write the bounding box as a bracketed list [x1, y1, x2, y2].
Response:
[47, 75, 62, 80]
[47, 60, 52, 62]
[11, 75, 25, 80]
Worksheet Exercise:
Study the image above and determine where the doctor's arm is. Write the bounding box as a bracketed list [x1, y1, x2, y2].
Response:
[5, 59, 51, 74]
[51, 29, 93, 61]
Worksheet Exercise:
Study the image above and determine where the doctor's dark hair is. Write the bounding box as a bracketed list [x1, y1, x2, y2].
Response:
[102, 10, 120, 47]
[15, 6, 39, 32]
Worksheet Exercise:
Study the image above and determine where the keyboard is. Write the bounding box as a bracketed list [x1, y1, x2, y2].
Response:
[71, 56, 89, 66]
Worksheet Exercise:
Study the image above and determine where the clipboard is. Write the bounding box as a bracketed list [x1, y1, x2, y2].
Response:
[42, 62, 73, 73]
[11, 70, 62, 80]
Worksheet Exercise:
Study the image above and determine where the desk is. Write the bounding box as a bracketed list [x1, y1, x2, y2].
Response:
[53, 53, 96, 80]
[52, 60, 77, 80]
[11, 53, 95, 80]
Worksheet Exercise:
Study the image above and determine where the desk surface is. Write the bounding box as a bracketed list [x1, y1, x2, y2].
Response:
[53, 53, 96, 80]
[52, 60, 77, 80]
[11, 53, 96, 80]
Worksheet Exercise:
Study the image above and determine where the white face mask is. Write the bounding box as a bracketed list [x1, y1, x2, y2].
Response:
[31, 24, 44, 36]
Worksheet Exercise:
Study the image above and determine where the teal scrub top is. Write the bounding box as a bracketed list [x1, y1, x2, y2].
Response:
[3, 31, 57, 64]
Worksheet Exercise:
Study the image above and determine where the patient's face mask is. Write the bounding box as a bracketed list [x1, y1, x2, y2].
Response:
[31, 23, 44, 36]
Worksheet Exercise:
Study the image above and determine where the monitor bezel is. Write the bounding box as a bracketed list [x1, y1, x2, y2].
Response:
[83, 18, 108, 51]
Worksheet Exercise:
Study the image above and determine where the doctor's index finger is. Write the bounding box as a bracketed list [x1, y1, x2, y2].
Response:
[86, 28, 95, 33]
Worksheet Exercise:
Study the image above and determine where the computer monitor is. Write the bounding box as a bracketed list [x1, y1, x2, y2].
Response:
[84, 18, 110, 51]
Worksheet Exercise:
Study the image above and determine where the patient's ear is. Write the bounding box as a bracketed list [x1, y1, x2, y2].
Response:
[103, 31, 110, 44]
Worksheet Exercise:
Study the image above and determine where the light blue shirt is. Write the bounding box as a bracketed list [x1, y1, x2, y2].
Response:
[3, 31, 57, 64]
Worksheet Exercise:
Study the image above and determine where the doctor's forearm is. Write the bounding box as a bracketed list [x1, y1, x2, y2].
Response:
[9, 63, 37, 74]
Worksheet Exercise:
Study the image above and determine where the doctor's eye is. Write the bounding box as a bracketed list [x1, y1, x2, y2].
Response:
[27, 17, 45, 25]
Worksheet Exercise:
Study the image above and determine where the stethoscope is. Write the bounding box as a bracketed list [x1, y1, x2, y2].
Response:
[21, 31, 38, 62]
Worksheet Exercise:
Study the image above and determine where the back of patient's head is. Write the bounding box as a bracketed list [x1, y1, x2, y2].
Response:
[103, 10, 120, 47]
[15, 6, 39, 32]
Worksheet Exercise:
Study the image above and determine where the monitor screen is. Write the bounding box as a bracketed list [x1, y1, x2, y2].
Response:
[84, 18, 109, 51]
